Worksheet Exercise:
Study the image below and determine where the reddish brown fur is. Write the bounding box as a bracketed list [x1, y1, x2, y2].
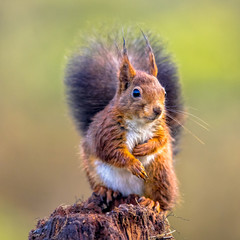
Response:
[144, 129, 178, 211]
[82, 47, 178, 211]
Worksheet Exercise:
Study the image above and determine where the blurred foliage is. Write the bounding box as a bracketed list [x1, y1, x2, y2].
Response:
[0, 0, 240, 239]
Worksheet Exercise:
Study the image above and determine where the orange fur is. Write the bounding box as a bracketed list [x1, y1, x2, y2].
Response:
[81, 45, 178, 211]
[149, 52, 158, 77]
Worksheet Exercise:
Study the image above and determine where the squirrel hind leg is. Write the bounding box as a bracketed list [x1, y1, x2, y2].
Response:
[93, 185, 122, 205]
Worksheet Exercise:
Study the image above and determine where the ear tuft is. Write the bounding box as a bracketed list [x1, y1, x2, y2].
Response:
[117, 38, 136, 94]
[141, 30, 158, 77]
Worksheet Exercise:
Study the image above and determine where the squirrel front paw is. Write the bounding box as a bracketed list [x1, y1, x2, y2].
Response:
[127, 159, 148, 180]
[132, 142, 153, 157]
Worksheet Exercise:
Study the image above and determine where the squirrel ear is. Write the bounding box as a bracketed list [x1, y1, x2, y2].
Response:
[148, 50, 158, 77]
[141, 30, 158, 77]
[118, 37, 136, 93]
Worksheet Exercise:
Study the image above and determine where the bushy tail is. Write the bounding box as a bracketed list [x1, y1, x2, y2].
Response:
[64, 31, 184, 153]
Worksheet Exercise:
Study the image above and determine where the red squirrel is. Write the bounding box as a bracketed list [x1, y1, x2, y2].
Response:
[65, 30, 184, 212]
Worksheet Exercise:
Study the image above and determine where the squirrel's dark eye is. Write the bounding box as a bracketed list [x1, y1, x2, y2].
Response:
[132, 88, 141, 98]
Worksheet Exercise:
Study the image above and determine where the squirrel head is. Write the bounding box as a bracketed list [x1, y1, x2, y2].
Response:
[116, 37, 166, 124]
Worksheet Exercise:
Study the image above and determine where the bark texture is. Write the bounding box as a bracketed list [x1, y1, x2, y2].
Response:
[29, 193, 174, 240]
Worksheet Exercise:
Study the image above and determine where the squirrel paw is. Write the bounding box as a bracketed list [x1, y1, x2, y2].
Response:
[128, 159, 148, 180]
[138, 196, 162, 213]
[132, 142, 153, 157]
[94, 185, 121, 205]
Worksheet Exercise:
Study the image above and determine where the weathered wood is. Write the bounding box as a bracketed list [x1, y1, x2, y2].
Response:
[29, 193, 174, 240]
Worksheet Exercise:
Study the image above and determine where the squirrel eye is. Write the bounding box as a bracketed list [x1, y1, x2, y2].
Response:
[132, 88, 141, 98]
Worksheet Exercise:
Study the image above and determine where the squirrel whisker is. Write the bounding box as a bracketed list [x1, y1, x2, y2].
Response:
[166, 108, 209, 131]
[165, 112, 205, 145]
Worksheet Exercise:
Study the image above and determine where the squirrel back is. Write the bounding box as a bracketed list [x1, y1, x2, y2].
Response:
[65, 31, 183, 153]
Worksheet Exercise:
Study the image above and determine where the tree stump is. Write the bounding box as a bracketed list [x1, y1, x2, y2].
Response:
[29, 193, 174, 240]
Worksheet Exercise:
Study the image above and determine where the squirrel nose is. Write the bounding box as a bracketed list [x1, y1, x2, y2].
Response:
[153, 107, 162, 116]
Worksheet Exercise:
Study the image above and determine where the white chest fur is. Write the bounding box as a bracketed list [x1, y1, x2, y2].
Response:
[125, 119, 156, 166]
[95, 119, 156, 196]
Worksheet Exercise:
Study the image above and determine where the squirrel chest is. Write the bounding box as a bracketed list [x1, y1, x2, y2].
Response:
[95, 119, 157, 196]
[125, 118, 157, 165]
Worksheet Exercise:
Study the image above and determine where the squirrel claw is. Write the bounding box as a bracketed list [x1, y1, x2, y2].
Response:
[138, 197, 162, 213]
[93, 186, 121, 205]
[128, 160, 148, 181]
[153, 201, 161, 213]
[94, 185, 107, 201]
[138, 171, 148, 180]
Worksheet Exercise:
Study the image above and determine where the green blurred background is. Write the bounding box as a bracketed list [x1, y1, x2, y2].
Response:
[1, 0, 240, 239]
